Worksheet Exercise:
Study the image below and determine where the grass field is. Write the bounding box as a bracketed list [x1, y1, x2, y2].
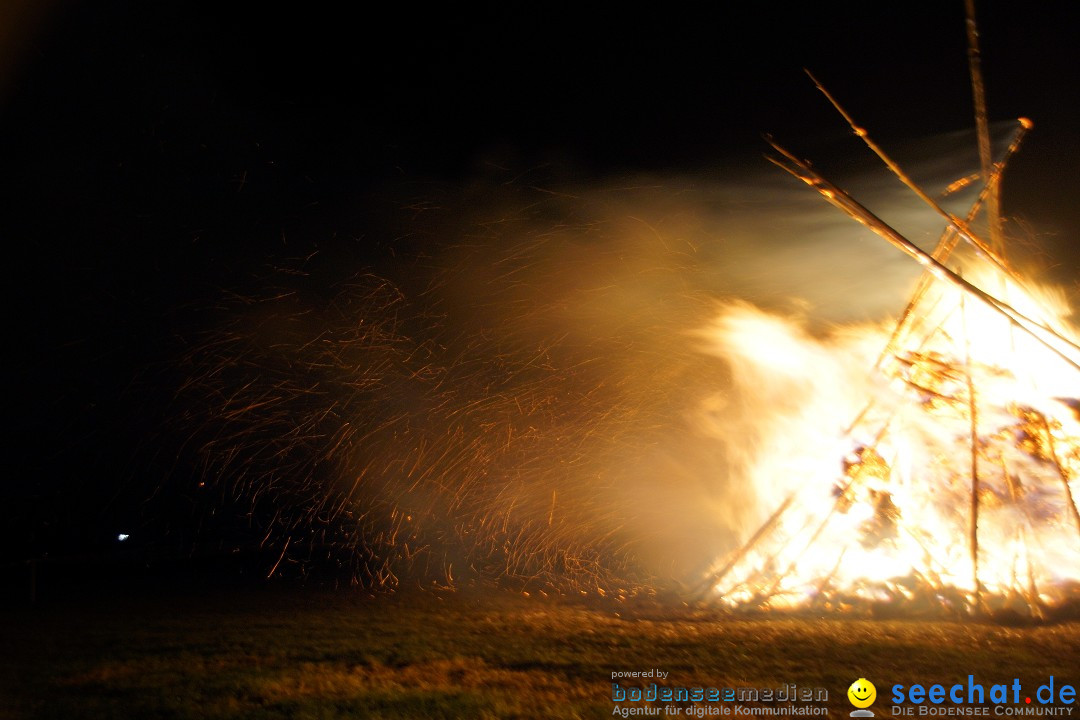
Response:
[2, 588, 1078, 719]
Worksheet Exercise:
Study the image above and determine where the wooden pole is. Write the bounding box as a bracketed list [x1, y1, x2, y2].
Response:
[1038, 414, 1080, 539]
[960, 289, 982, 612]
[964, 0, 1004, 254]
[700, 493, 795, 598]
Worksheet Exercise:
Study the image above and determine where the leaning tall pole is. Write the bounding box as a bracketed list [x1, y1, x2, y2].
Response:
[965, 0, 1003, 254]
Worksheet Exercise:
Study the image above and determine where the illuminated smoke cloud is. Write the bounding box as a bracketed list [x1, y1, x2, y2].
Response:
[174, 128, 1076, 602]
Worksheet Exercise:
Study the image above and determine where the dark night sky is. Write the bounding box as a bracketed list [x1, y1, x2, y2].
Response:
[3, 1, 1078, 566]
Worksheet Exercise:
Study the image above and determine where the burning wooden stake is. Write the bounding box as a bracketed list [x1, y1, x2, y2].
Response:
[1037, 414, 1080, 538]
[961, 289, 983, 612]
[699, 493, 795, 597]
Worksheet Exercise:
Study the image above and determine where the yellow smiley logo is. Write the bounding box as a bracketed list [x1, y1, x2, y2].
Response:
[848, 678, 876, 708]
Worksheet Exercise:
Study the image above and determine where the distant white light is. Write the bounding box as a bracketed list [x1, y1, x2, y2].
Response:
[117, 533, 130, 542]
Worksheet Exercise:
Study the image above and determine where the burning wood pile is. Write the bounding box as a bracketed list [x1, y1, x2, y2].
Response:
[701, 12, 1080, 619]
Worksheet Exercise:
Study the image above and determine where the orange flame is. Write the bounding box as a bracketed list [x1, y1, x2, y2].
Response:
[702, 264, 1080, 615]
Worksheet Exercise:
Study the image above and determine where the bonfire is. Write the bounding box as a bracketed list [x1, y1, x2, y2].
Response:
[702, 5, 1080, 618]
